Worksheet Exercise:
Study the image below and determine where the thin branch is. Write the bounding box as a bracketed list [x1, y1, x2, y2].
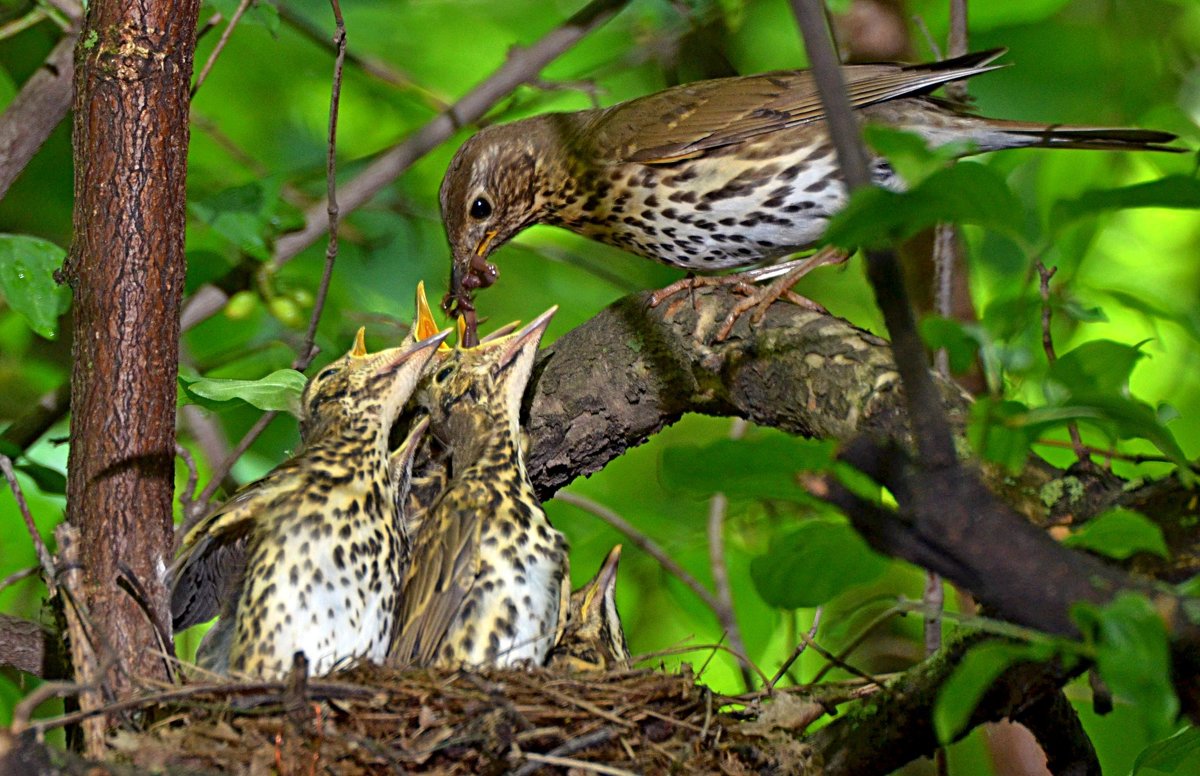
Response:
[193, 410, 276, 512]
[276, 3, 449, 110]
[554, 492, 724, 617]
[1036, 260, 1088, 464]
[768, 606, 823, 690]
[175, 442, 199, 523]
[943, 0, 970, 101]
[190, 0, 252, 97]
[190, 3, 348, 511]
[0, 455, 56, 593]
[790, 0, 956, 468]
[707, 492, 755, 692]
[269, 0, 633, 270]
[294, 0, 348, 371]
[0, 24, 78, 201]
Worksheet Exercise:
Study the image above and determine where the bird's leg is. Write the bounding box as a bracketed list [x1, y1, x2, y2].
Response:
[713, 247, 849, 341]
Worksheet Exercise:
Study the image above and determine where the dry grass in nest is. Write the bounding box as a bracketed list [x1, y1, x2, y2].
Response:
[89, 663, 825, 774]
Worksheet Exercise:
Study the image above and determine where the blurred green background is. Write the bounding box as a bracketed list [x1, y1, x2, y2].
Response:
[1, 0, 1198, 772]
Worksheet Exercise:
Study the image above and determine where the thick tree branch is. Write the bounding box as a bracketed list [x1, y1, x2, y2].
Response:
[0, 7, 81, 202]
[809, 631, 1081, 776]
[63, 0, 202, 701]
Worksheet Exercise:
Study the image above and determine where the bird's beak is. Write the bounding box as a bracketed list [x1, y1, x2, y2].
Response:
[475, 229, 499, 258]
[597, 544, 623, 592]
[413, 281, 451, 353]
[499, 306, 557, 370]
[377, 328, 452, 377]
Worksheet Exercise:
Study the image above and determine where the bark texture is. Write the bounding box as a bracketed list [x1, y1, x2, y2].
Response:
[63, 0, 201, 695]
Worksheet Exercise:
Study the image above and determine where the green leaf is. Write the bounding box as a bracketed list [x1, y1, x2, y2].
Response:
[967, 398, 1038, 474]
[0, 234, 71, 339]
[1132, 726, 1200, 775]
[824, 163, 1023, 249]
[749, 518, 889, 608]
[1048, 339, 1147, 398]
[920, 315, 980, 374]
[863, 125, 972, 186]
[204, 0, 279, 34]
[180, 369, 306, 414]
[1053, 177, 1200, 231]
[1062, 507, 1169, 560]
[659, 436, 836, 502]
[189, 180, 283, 261]
[935, 641, 1048, 743]
[15, 461, 66, 496]
[1074, 593, 1178, 740]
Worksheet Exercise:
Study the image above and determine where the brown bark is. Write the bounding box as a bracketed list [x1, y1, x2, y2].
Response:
[62, 0, 201, 697]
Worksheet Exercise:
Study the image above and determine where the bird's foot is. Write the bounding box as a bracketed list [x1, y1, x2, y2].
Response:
[649, 247, 848, 340]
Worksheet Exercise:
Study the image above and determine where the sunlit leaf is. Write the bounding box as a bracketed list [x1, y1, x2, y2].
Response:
[749, 518, 889, 608]
[920, 315, 979, 374]
[1062, 507, 1168, 560]
[1132, 726, 1200, 775]
[1047, 339, 1147, 398]
[1052, 176, 1200, 230]
[0, 234, 71, 339]
[824, 163, 1023, 249]
[204, 0, 280, 34]
[1074, 593, 1178, 739]
[180, 369, 307, 414]
[659, 436, 835, 502]
[15, 462, 66, 496]
[189, 180, 283, 261]
[935, 641, 1050, 743]
[968, 398, 1038, 474]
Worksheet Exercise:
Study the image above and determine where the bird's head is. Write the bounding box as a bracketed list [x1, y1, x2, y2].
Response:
[423, 306, 556, 454]
[440, 122, 548, 318]
[299, 326, 449, 444]
[550, 545, 631, 672]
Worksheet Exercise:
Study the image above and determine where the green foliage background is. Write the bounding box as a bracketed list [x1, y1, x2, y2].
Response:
[1, 0, 1198, 772]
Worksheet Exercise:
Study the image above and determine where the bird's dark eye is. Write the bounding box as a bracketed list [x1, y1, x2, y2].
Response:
[318, 368, 339, 380]
[469, 197, 492, 220]
[434, 365, 454, 383]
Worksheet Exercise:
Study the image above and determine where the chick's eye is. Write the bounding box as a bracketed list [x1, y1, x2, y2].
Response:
[469, 197, 492, 220]
[318, 368, 339, 380]
[434, 365, 454, 383]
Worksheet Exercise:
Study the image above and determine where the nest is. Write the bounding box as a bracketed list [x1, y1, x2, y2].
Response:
[97, 664, 823, 775]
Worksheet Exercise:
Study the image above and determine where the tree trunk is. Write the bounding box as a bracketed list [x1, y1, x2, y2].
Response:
[63, 0, 201, 699]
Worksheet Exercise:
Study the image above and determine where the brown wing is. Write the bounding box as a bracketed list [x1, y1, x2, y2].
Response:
[579, 49, 1007, 165]
[170, 457, 309, 631]
[389, 481, 484, 667]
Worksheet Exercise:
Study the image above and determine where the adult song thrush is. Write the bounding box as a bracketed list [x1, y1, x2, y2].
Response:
[547, 545, 631, 672]
[389, 308, 570, 669]
[441, 49, 1178, 317]
[171, 328, 448, 679]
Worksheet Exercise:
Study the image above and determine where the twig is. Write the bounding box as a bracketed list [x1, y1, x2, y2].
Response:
[0, 565, 39, 596]
[9, 680, 82, 733]
[294, 0, 348, 371]
[1036, 260, 1089, 465]
[943, 0, 970, 102]
[809, 604, 903, 685]
[276, 3, 449, 110]
[767, 607, 823, 691]
[1033, 438, 1200, 471]
[0, 8, 48, 41]
[554, 491, 724, 617]
[509, 728, 617, 776]
[191, 0, 252, 97]
[517, 753, 637, 776]
[633, 642, 773, 687]
[0, 455, 56, 593]
[54, 523, 106, 759]
[175, 442, 199, 522]
[707, 492, 755, 692]
[194, 410, 276, 509]
[270, 0, 633, 270]
[190, 0, 348, 514]
[0, 25, 78, 201]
